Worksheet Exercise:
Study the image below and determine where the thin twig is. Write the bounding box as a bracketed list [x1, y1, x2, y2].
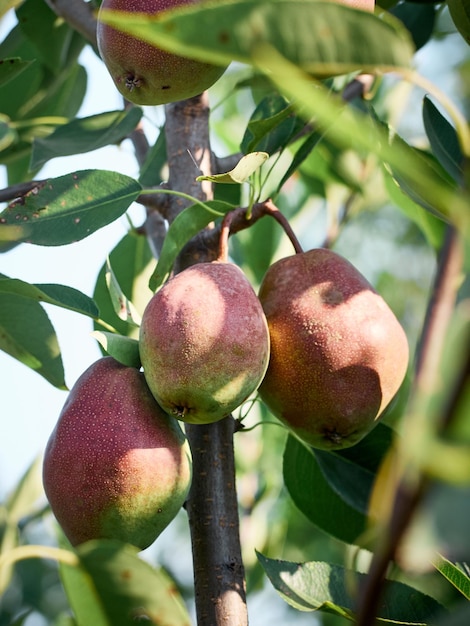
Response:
[355, 225, 465, 626]
[0, 180, 46, 203]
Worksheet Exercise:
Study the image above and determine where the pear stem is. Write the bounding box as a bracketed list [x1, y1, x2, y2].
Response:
[262, 198, 304, 254]
[217, 211, 234, 262]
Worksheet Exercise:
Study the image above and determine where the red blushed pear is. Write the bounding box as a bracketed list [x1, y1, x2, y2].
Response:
[96, 0, 228, 105]
[139, 213, 270, 424]
[42, 357, 192, 549]
[258, 248, 409, 450]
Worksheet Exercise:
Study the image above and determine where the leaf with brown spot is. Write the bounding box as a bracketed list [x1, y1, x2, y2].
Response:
[0, 170, 142, 246]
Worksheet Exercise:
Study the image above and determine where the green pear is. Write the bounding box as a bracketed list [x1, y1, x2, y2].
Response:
[140, 261, 270, 424]
[42, 357, 192, 549]
[97, 0, 228, 105]
[258, 248, 409, 450]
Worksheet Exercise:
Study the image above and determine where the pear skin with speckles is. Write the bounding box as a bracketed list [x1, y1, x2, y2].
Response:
[42, 357, 192, 549]
[97, 0, 227, 105]
[258, 249, 409, 450]
[140, 261, 270, 424]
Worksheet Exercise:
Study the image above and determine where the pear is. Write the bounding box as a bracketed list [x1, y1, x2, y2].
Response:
[42, 357, 192, 549]
[140, 261, 270, 424]
[96, 0, 227, 105]
[258, 248, 409, 450]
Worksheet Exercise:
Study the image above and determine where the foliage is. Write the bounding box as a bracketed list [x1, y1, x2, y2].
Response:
[1, 0, 469, 625]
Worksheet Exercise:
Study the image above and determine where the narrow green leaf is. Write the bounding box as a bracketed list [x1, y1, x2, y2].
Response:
[283, 435, 366, 544]
[105, 258, 141, 326]
[0, 1, 23, 20]
[0, 457, 44, 592]
[241, 93, 304, 155]
[0, 57, 34, 87]
[30, 108, 143, 170]
[148, 199, 233, 292]
[196, 152, 269, 183]
[277, 129, 324, 192]
[383, 169, 446, 250]
[257, 554, 446, 623]
[448, 0, 470, 45]
[99, 0, 414, 75]
[139, 129, 167, 187]
[434, 556, 470, 600]
[0, 170, 142, 246]
[0, 275, 99, 319]
[60, 540, 192, 626]
[0, 292, 65, 388]
[422, 96, 464, 183]
[16, 1, 76, 74]
[390, 2, 436, 50]
[93, 232, 154, 342]
[314, 423, 394, 515]
[0, 113, 17, 151]
[4, 456, 43, 522]
[92, 331, 141, 369]
[251, 48, 470, 236]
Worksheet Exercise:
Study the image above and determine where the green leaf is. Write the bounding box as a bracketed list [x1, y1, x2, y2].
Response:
[30, 108, 143, 170]
[148, 199, 233, 292]
[422, 96, 464, 183]
[250, 49, 470, 235]
[0, 170, 142, 246]
[277, 129, 324, 192]
[0, 113, 17, 151]
[383, 168, 446, 250]
[105, 257, 142, 326]
[16, 0, 77, 74]
[448, 0, 470, 45]
[314, 423, 394, 515]
[139, 129, 167, 187]
[0, 292, 65, 388]
[283, 435, 367, 544]
[93, 231, 155, 341]
[385, 141, 457, 219]
[60, 540, 191, 626]
[0, 57, 34, 87]
[0, 457, 44, 592]
[0, 275, 99, 319]
[99, 0, 414, 76]
[196, 151, 269, 183]
[434, 556, 470, 600]
[390, 2, 436, 50]
[257, 553, 446, 623]
[241, 93, 304, 155]
[0, 1, 23, 20]
[92, 331, 141, 369]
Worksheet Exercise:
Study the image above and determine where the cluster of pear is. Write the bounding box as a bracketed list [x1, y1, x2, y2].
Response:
[43, 244, 408, 550]
[140, 248, 409, 447]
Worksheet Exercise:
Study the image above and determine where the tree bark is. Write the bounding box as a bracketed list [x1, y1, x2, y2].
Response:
[163, 93, 248, 626]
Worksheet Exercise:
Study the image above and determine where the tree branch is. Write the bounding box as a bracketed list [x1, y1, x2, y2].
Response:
[156, 92, 248, 626]
[355, 225, 465, 626]
[44, 0, 97, 46]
